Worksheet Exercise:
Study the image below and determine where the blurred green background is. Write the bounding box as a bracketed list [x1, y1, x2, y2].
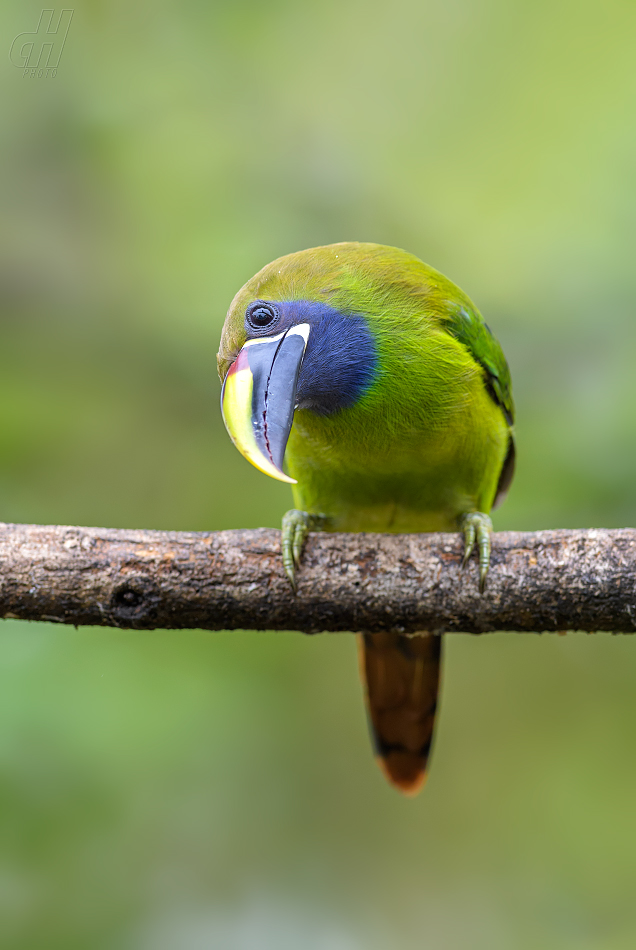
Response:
[2, 0, 636, 947]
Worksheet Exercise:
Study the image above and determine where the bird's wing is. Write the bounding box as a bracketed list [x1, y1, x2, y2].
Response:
[442, 305, 514, 425]
[442, 304, 515, 507]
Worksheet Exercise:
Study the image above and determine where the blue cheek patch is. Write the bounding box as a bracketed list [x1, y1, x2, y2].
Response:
[280, 301, 378, 415]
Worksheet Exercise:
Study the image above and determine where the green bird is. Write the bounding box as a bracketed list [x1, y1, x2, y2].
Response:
[218, 242, 514, 795]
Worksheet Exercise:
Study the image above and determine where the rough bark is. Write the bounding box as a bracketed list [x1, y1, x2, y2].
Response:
[0, 522, 635, 634]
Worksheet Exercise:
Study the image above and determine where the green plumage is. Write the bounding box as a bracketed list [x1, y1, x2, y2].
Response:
[220, 242, 514, 534]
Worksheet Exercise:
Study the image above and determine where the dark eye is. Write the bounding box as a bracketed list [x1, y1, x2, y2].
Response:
[246, 301, 280, 331]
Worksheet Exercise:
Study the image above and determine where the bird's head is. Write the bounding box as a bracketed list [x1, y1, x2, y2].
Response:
[217, 243, 384, 483]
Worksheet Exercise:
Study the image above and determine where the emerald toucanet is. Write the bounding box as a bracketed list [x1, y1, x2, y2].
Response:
[218, 242, 514, 795]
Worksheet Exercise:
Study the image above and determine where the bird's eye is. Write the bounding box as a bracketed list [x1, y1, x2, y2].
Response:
[246, 301, 280, 331]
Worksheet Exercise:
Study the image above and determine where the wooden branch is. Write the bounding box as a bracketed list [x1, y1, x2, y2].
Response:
[0, 522, 635, 634]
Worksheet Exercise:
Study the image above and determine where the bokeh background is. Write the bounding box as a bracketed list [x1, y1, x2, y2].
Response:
[3, 1, 636, 947]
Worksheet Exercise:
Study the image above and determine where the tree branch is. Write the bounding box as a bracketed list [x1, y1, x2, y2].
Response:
[0, 522, 635, 634]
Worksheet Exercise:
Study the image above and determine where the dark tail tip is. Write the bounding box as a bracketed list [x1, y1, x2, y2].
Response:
[379, 752, 428, 797]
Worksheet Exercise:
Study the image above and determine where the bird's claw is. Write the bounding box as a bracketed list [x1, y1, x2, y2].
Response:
[281, 510, 327, 589]
[459, 511, 492, 593]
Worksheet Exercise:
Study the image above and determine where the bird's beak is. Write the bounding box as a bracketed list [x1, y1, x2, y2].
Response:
[221, 324, 310, 483]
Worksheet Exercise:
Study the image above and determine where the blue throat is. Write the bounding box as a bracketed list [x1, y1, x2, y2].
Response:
[281, 300, 378, 415]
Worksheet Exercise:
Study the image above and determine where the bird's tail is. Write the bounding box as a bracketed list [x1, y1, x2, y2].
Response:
[358, 632, 442, 796]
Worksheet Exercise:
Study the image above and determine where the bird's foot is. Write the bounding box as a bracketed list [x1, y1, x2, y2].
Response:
[281, 510, 327, 589]
[459, 511, 493, 593]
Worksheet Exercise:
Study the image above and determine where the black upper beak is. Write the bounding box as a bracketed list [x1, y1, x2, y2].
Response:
[221, 323, 310, 482]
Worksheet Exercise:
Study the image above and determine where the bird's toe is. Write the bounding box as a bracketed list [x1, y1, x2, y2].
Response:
[281, 510, 327, 589]
[459, 512, 493, 593]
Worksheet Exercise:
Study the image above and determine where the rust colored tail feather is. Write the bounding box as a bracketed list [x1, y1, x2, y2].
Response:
[359, 632, 442, 795]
